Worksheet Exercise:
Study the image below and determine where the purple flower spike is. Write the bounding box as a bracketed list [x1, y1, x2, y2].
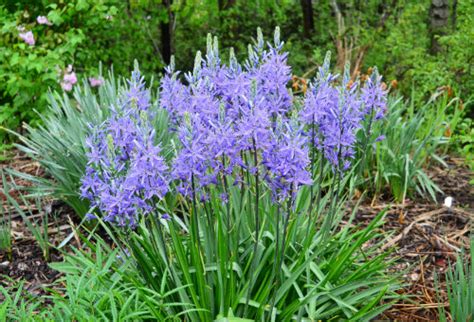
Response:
[361, 69, 387, 120]
[82, 30, 389, 230]
[263, 120, 312, 202]
[81, 69, 169, 228]
[301, 53, 387, 172]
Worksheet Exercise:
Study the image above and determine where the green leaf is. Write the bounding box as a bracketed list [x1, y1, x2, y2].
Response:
[76, 0, 90, 11]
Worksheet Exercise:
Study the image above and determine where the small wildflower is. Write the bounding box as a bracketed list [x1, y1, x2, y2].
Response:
[89, 77, 104, 87]
[85, 213, 97, 220]
[63, 72, 77, 85]
[36, 16, 52, 25]
[220, 193, 229, 203]
[61, 67, 78, 92]
[19, 31, 35, 46]
[61, 82, 73, 91]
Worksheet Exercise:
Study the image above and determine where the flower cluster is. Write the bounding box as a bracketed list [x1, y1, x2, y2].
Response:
[83, 30, 388, 227]
[36, 16, 52, 26]
[17, 14, 52, 46]
[161, 29, 305, 201]
[89, 77, 104, 87]
[361, 68, 387, 120]
[81, 70, 169, 227]
[263, 120, 312, 202]
[301, 54, 387, 171]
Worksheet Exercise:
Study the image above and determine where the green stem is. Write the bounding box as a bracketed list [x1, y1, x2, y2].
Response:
[269, 194, 293, 319]
[244, 139, 261, 316]
[305, 120, 316, 240]
[359, 107, 375, 179]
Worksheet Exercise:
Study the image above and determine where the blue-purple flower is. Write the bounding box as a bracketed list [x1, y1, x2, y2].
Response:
[81, 70, 169, 227]
[361, 69, 387, 120]
[300, 54, 387, 172]
[82, 30, 389, 229]
[263, 120, 312, 202]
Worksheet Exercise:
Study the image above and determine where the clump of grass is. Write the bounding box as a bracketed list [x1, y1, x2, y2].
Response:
[0, 219, 12, 262]
[362, 91, 461, 203]
[1, 171, 51, 261]
[6, 69, 121, 218]
[436, 237, 473, 322]
[0, 174, 12, 261]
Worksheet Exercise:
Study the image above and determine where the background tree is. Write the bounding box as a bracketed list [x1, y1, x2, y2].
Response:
[300, 0, 314, 38]
[429, 0, 452, 53]
[160, 0, 174, 65]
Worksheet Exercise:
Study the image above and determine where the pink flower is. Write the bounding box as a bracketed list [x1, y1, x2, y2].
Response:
[36, 16, 52, 25]
[19, 31, 35, 46]
[89, 77, 104, 87]
[61, 66, 78, 92]
[63, 72, 78, 85]
[61, 82, 73, 92]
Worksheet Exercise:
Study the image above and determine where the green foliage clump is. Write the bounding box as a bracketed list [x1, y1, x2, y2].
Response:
[453, 117, 474, 180]
[0, 240, 183, 321]
[10, 70, 120, 217]
[361, 91, 464, 203]
[4, 36, 402, 319]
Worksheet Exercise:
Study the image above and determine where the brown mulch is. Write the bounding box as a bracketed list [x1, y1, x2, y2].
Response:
[0, 150, 79, 300]
[356, 157, 473, 321]
[0, 149, 473, 320]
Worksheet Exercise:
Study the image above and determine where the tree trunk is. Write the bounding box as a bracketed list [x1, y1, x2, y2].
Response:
[451, 0, 457, 29]
[160, 0, 174, 65]
[300, 0, 314, 38]
[429, 0, 451, 54]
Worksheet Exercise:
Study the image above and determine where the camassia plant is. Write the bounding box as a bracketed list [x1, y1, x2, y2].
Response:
[80, 29, 398, 320]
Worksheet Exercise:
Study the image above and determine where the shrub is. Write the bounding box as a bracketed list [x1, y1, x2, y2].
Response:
[0, 0, 166, 145]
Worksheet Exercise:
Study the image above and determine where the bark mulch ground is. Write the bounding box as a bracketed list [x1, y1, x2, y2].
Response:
[0, 150, 473, 320]
[363, 157, 473, 321]
[0, 150, 79, 300]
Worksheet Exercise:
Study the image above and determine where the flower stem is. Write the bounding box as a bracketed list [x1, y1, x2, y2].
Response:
[244, 138, 261, 316]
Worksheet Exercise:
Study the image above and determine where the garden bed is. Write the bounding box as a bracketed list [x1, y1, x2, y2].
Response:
[1, 149, 472, 320]
[0, 150, 79, 299]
